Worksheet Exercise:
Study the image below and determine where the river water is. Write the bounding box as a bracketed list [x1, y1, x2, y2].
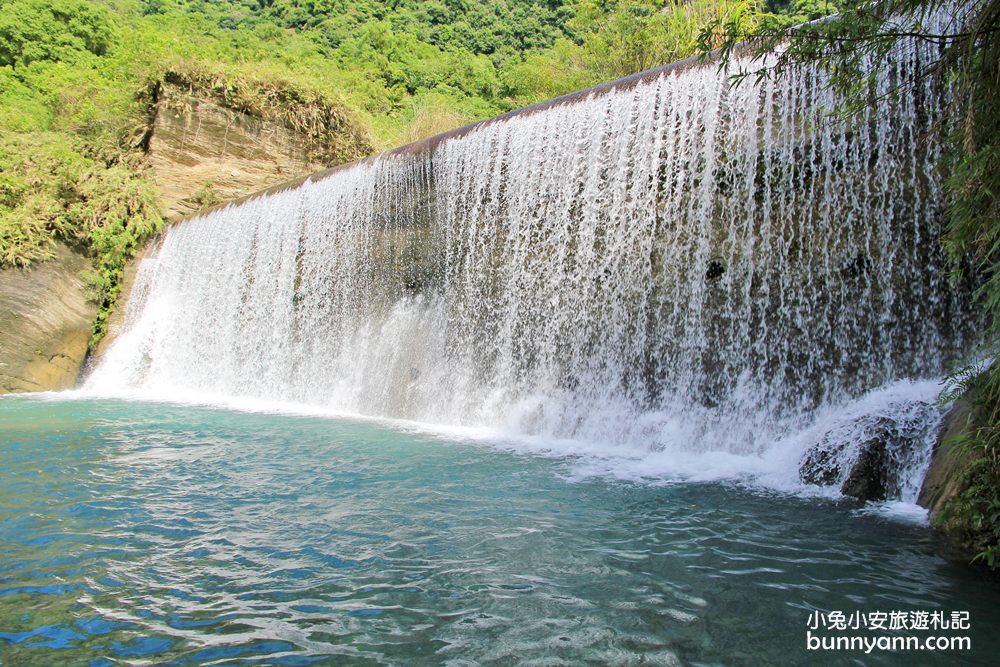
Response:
[1, 395, 997, 665]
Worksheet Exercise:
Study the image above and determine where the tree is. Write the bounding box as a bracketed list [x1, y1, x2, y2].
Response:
[0, 0, 116, 68]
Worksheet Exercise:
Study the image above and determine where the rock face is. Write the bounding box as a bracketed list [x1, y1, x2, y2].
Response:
[88, 83, 348, 368]
[799, 402, 939, 502]
[0, 244, 97, 393]
[839, 436, 890, 501]
[799, 419, 894, 502]
[918, 400, 974, 518]
[1, 83, 348, 394]
[148, 83, 329, 222]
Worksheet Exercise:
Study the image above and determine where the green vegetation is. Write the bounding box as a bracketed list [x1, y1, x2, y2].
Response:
[0, 0, 164, 344]
[940, 4, 1000, 561]
[937, 372, 1000, 567]
[704, 0, 1000, 566]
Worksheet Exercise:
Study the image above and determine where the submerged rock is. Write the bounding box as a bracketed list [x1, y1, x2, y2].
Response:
[799, 402, 940, 502]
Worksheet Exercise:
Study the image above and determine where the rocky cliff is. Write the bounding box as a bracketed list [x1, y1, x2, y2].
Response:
[1, 81, 357, 392]
[149, 83, 331, 222]
[0, 244, 97, 394]
[917, 400, 990, 563]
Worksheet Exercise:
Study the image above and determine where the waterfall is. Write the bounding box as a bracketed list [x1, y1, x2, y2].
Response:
[86, 27, 976, 494]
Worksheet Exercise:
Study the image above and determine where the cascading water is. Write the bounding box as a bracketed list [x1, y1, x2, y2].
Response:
[86, 25, 977, 500]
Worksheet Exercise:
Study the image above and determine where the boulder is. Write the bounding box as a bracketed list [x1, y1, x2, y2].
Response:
[840, 436, 890, 501]
[799, 403, 938, 502]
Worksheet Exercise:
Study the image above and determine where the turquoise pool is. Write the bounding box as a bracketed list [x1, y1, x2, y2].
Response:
[1, 396, 996, 665]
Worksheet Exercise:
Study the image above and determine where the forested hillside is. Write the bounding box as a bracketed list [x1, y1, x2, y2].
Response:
[0, 0, 823, 341]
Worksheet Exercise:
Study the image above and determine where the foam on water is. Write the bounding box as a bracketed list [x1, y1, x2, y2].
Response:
[84, 13, 974, 503]
[71, 376, 948, 513]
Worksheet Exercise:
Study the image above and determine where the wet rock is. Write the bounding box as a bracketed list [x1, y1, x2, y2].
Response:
[840, 435, 890, 501]
[798, 402, 939, 502]
[705, 259, 726, 282]
[800, 419, 892, 501]
[799, 441, 843, 486]
[917, 398, 993, 564]
[918, 400, 974, 517]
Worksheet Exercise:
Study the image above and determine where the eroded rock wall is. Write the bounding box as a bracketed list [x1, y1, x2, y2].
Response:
[149, 83, 329, 222]
[91, 82, 355, 367]
[0, 244, 97, 393]
[3, 83, 350, 392]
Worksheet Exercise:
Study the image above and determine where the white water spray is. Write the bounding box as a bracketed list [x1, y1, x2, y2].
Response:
[86, 29, 975, 497]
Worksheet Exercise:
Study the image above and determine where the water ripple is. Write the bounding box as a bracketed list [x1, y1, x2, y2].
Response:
[0, 397, 997, 665]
